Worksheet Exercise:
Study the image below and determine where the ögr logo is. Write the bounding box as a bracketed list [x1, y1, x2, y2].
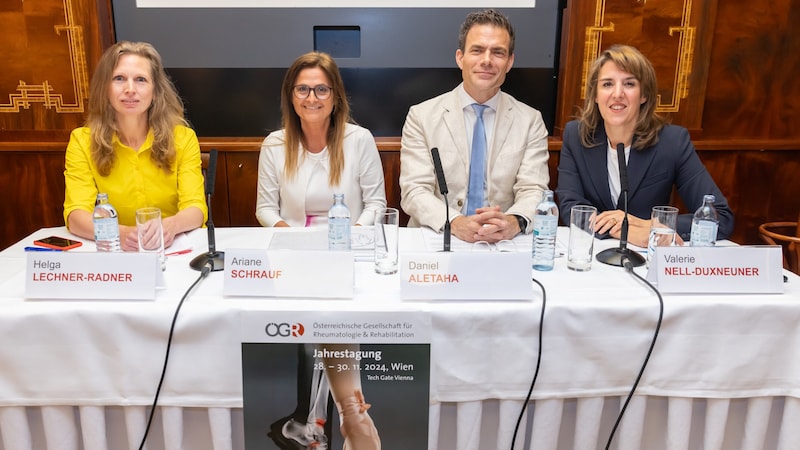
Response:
[264, 322, 304, 337]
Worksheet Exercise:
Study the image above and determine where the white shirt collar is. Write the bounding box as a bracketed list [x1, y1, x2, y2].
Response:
[457, 83, 501, 111]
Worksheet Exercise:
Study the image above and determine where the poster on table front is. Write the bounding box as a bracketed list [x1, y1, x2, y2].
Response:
[241, 311, 431, 450]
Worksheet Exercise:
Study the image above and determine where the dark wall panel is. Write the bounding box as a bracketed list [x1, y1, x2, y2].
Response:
[113, 1, 561, 137]
[111, 3, 559, 69]
[169, 67, 556, 137]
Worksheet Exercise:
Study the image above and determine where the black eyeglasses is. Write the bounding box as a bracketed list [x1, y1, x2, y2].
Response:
[293, 84, 333, 100]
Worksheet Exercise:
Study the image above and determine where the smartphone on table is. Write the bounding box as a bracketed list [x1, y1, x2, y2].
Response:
[32, 236, 83, 251]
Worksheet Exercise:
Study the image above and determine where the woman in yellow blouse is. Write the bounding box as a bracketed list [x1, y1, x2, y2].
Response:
[63, 41, 207, 251]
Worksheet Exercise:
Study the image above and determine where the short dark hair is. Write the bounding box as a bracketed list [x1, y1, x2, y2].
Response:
[458, 9, 516, 55]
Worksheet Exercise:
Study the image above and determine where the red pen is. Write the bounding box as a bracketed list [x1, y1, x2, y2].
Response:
[166, 249, 192, 256]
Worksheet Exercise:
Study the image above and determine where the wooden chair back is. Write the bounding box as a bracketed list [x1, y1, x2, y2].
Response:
[758, 212, 800, 275]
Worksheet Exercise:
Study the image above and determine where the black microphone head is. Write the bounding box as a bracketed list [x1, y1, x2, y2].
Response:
[430, 147, 449, 196]
[205, 149, 218, 196]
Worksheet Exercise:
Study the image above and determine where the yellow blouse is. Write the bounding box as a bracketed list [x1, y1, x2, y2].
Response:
[63, 125, 208, 227]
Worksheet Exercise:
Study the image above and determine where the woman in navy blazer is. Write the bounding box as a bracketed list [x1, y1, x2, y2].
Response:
[556, 45, 734, 247]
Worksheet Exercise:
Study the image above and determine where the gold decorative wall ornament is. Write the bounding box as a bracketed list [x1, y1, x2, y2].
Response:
[580, 0, 696, 114]
[0, 0, 88, 113]
[662, 0, 695, 112]
[581, 0, 615, 100]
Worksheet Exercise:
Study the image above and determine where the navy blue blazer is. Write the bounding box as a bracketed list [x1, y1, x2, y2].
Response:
[556, 121, 734, 241]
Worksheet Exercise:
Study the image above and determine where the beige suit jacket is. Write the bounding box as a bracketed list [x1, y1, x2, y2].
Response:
[399, 86, 550, 233]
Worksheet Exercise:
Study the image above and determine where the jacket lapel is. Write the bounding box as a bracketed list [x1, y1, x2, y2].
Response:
[489, 93, 513, 169]
[442, 90, 470, 176]
[626, 137, 657, 201]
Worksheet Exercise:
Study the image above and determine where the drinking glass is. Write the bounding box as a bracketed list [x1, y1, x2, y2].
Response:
[648, 206, 678, 264]
[136, 207, 165, 271]
[374, 208, 399, 274]
[567, 205, 597, 271]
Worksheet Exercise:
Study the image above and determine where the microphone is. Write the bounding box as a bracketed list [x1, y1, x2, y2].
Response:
[430, 147, 451, 252]
[190, 148, 225, 272]
[596, 143, 646, 268]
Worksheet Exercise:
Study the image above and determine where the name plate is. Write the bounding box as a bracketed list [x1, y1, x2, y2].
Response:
[400, 252, 532, 300]
[224, 248, 353, 298]
[25, 252, 160, 300]
[648, 245, 784, 294]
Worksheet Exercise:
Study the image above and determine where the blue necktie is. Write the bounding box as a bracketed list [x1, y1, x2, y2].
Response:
[467, 103, 488, 215]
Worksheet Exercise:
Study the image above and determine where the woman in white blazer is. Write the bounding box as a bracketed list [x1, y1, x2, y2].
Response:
[256, 52, 386, 228]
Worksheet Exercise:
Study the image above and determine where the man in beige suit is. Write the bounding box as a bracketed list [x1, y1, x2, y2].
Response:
[400, 9, 550, 243]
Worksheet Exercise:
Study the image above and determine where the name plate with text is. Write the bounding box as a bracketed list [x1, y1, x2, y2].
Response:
[25, 252, 160, 300]
[648, 245, 784, 294]
[224, 248, 353, 298]
[400, 252, 532, 300]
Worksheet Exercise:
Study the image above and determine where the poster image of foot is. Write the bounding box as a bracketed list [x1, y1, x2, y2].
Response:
[241, 312, 431, 449]
[240, 311, 431, 450]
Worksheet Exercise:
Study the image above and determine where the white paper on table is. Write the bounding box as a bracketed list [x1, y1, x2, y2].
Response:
[267, 227, 374, 261]
[166, 232, 194, 253]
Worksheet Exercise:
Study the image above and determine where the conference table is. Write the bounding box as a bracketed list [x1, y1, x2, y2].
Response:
[1, 226, 798, 450]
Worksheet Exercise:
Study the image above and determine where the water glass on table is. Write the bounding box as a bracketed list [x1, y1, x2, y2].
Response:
[136, 207, 165, 271]
[648, 206, 678, 264]
[567, 205, 597, 271]
[374, 207, 399, 275]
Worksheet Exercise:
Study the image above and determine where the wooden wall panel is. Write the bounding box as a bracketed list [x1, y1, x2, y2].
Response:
[225, 152, 261, 227]
[732, 150, 800, 245]
[0, 149, 67, 249]
[701, 0, 800, 139]
[555, 0, 717, 135]
[374, 138, 408, 227]
[0, 0, 113, 141]
[379, 151, 407, 226]
[2, 141, 798, 251]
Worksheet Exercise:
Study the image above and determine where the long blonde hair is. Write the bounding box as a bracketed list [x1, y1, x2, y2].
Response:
[280, 52, 352, 186]
[87, 41, 188, 176]
[578, 44, 666, 150]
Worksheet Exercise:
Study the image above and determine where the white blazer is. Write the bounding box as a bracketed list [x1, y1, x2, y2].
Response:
[256, 123, 387, 227]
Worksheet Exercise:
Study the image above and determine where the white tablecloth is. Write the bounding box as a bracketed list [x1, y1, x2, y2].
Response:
[1, 227, 799, 450]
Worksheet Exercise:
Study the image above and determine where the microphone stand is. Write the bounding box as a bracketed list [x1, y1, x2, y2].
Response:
[596, 143, 646, 268]
[430, 147, 451, 252]
[442, 195, 451, 252]
[190, 149, 225, 272]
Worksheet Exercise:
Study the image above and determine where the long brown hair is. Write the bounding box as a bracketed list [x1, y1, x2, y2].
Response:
[280, 52, 352, 186]
[87, 41, 187, 176]
[578, 44, 666, 150]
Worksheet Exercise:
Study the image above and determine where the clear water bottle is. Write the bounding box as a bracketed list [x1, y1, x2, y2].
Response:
[532, 190, 558, 271]
[690, 194, 719, 246]
[328, 193, 351, 251]
[93, 193, 121, 252]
